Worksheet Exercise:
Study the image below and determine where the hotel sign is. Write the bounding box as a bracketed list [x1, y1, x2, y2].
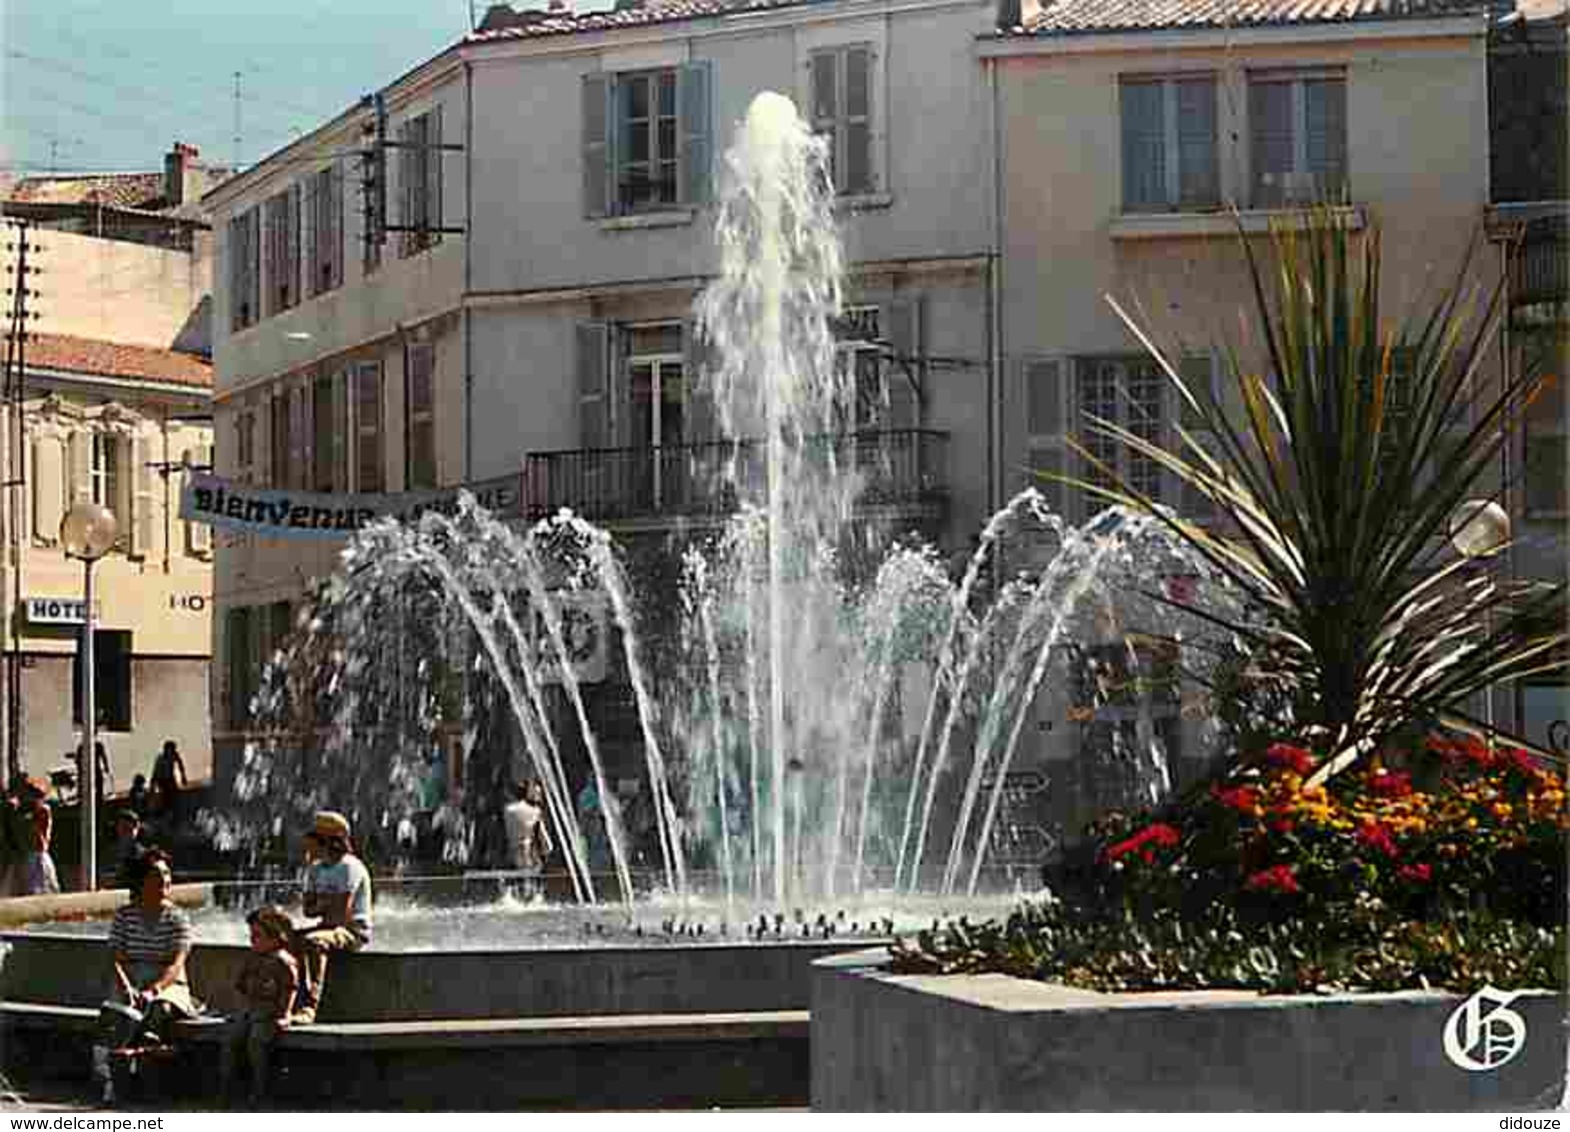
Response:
[24, 596, 100, 625]
[179, 472, 524, 541]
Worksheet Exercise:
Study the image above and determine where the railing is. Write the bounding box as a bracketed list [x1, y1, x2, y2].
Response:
[1510, 220, 1568, 307]
[523, 429, 950, 524]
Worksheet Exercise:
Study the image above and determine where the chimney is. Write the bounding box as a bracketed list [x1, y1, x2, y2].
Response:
[547, 0, 570, 12]
[164, 142, 201, 207]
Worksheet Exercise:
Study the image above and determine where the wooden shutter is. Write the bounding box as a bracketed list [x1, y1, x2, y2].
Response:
[683, 320, 716, 444]
[1177, 353, 1218, 522]
[1177, 78, 1218, 207]
[32, 436, 63, 542]
[678, 62, 713, 207]
[1305, 78, 1347, 202]
[1022, 357, 1070, 518]
[332, 369, 349, 492]
[884, 297, 922, 430]
[810, 51, 838, 187]
[228, 215, 247, 330]
[429, 107, 444, 242]
[1121, 81, 1165, 211]
[583, 74, 614, 218]
[68, 430, 92, 505]
[398, 118, 416, 256]
[576, 321, 610, 449]
[290, 384, 308, 490]
[302, 172, 318, 299]
[130, 434, 155, 558]
[842, 47, 872, 194]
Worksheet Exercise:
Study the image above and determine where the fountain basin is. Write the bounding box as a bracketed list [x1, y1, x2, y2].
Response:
[811, 950, 1567, 1111]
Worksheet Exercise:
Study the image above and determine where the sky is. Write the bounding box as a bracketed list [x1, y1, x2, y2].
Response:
[2, 0, 522, 178]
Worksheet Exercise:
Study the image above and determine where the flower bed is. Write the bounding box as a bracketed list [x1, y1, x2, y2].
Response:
[892, 735, 1567, 994]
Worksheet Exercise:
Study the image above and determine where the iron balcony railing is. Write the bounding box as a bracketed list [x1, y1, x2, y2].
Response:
[523, 428, 950, 524]
[1510, 219, 1568, 308]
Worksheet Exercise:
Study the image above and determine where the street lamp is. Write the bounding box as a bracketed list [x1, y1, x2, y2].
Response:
[1448, 499, 1512, 731]
[61, 501, 117, 891]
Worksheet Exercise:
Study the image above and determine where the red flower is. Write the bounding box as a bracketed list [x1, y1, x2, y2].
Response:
[1397, 863, 1433, 884]
[1211, 783, 1261, 813]
[1265, 742, 1317, 775]
[1367, 769, 1413, 798]
[1105, 822, 1182, 862]
[1355, 821, 1401, 860]
[1244, 864, 1301, 895]
[1269, 818, 1296, 835]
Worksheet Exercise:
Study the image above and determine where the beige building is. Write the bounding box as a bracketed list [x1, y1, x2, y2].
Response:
[985, 0, 1566, 800]
[3, 145, 220, 792]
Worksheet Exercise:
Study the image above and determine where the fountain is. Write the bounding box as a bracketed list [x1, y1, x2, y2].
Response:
[2, 94, 1237, 1107]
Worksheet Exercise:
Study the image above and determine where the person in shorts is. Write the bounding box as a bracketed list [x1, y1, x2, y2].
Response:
[292, 811, 372, 1024]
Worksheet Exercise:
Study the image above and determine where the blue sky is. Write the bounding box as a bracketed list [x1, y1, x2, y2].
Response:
[3, 0, 503, 176]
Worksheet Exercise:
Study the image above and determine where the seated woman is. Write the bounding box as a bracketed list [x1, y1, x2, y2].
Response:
[90, 848, 198, 1105]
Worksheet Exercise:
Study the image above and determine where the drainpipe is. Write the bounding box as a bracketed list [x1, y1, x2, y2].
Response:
[988, 54, 1007, 521]
[463, 58, 476, 486]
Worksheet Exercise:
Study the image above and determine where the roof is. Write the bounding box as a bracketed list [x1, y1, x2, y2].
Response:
[23, 333, 213, 390]
[6, 173, 168, 210]
[1015, 0, 1491, 35]
[466, 0, 815, 41]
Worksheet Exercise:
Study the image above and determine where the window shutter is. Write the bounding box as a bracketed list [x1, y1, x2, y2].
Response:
[577, 321, 610, 449]
[302, 173, 318, 299]
[843, 47, 873, 195]
[678, 62, 713, 207]
[1023, 358, 1069, 518]
[1177, 353, 1218, 521]
[32, 436, 63, 543]
[884, 297, 922, 430]
[1250, 80, 1294, 207]
[810, 51, 839, 188]
[331, 163, 344, 289]
[290, 384, 308, 490]
[1176, 79, 1218, 207]
[429, 107, 445, 240]
[68, 431, 92, 505]
[1121, 82, 1166, 211]
[398, 119, 415, 256]
[228, 215, 247, 330]
[583, 74, 614, 219]
[129, 435, 155, 558]
[1305, 78, 1347, 203]
[187, 446, 212, 557]
[333, 368, 349, 492]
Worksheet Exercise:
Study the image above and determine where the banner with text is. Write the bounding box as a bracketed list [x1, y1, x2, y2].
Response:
[179, 472, 524, 541]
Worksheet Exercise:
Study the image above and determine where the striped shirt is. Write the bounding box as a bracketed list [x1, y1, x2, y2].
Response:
[109, 903, 192, 981]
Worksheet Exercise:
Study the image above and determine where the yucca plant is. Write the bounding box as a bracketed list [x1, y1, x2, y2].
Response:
[1068, 212, 1568, 783]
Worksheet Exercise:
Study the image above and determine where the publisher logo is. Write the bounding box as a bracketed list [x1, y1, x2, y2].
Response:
[1444, 985, 1526, 1071]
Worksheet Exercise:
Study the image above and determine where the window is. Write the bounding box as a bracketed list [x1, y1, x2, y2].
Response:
[1250, 70, 1347, 207]
[811, 46, 875, 196]
[1524, 371, 1566, 519]
[1078, 356, 1168, 516]
[226, 607, 254, 728]
[270, 388, 292, 490]
[355, 361, 384, 493]
[73, 629, 132, 732]
[583, 63, 712, 218]
[235, 405, 256, 484]
[405, 341, 436, 490]
[1121, 76, 1219, 212]
[228, 208, 261, 331]
[626, 324, 685, 508]
[830, 302, 921, 430]
[399, 108, 444, 258]
[184, 444, 212, 558]
[834, 307, 884, 428]
[307, 163, 343, 297]
[89, 432, 136, 552]
[313, 371, 337, 493]
[1024, 358, 1068, 515]
[265, 186, 302, 315]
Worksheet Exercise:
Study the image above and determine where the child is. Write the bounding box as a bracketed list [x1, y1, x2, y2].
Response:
[218, 905, 298, 1105]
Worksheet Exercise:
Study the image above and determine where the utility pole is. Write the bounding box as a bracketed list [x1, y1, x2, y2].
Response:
[2, 220, 41, 782]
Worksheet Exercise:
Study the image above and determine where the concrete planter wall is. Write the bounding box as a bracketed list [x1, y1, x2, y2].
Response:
[812, 950, 1567, 1111]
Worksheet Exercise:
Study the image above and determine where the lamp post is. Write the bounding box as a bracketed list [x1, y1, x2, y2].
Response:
[60, 501, 117, 891]
[1447, 499, 1512, 731]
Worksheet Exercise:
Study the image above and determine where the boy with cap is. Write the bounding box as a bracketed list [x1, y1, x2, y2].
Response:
[292, 811, 372, 1024]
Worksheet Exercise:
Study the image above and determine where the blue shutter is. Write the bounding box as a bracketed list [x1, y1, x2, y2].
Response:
[577, 322, 610, 449]
[583, 74, 614, 218]
[678, 61, 712, 206]
[1120, 82, 1165, 211]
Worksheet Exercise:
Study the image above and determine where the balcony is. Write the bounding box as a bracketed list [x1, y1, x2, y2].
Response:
[1510, 219, 1568, 308]
[522, 429, 950, 526]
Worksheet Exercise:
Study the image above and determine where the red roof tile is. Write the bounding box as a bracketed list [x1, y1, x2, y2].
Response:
[1021, 0, 1486, 34]
[23, 333, 212, 390]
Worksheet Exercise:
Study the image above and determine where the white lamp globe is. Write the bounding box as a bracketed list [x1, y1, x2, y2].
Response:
[1447, 499, 1511, 560]
[60, 502, 118, 561]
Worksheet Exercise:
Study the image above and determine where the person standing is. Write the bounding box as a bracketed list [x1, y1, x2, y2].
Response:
[503, 781, 553, 901]
[292, 811, 372, 1025]
[18, 776, 58, 895]
[150, 740, 187, 800]
[111, 810, 148, 891]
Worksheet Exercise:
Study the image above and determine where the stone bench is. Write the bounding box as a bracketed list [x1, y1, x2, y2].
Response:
[1, 1001, 811, 1108]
